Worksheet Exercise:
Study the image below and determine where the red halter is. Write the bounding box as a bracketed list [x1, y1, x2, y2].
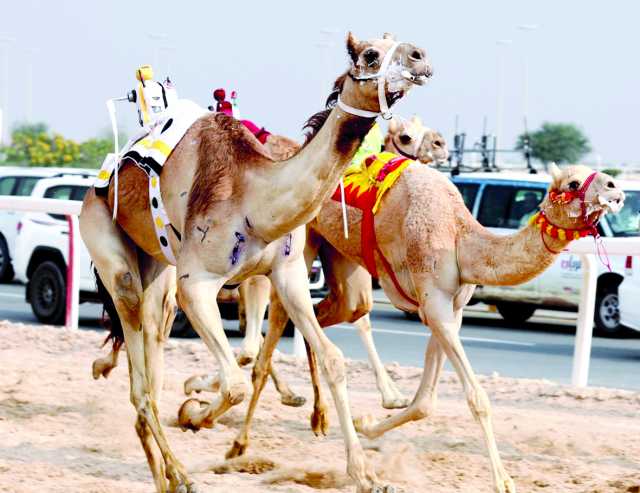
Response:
[543, 172, 611, 271]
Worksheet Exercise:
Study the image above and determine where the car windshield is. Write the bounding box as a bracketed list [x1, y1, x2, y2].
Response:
[605, 190, 640, 237]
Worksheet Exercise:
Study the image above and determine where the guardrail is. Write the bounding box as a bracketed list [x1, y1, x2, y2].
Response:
[0, 196, 638, 389]
[566, 237, 640, 387]
[0, 197, 81, 330]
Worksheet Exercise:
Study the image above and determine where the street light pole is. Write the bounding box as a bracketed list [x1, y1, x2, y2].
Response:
[517, 24, 538, 124]
[495, 39, 512, 163]
[0, 36, 16, 145]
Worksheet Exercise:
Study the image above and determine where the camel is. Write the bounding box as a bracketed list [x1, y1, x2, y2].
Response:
[225, 162, 625, 493]
[93, 114, 449, 410]
[80, 32, 431, 493]
[181, 116, 449, 411]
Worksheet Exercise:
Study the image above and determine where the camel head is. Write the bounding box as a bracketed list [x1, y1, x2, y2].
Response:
[386, 115, 448, 164]
[542, 163, 625, 230]
[342, 32, 432, 116]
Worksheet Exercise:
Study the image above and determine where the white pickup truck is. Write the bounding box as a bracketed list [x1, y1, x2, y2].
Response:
[0, 166, 96, 281]
[12, 175, 326, 334]
[450, 171, 640, 336]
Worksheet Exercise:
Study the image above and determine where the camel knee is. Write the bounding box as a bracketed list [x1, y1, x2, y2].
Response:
[319, 345, 346, 385]
[112, 269, 142, 318]
[345, 292, 372, 323]
[412, 392, 436, 420]
[467, 387, 491, 420]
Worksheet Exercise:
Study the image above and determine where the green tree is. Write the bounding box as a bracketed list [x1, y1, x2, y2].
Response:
[79, 138, 112, 168]
[516, 122, 591, 165]
[1, 122, 81, 166]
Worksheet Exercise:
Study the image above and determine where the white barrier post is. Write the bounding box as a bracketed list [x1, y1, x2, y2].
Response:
[65, 214, 80, 330]
[571, 253, 597, 387]
[293, 327, 306, 361]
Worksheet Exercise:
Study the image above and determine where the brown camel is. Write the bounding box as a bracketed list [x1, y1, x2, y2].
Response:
[80, 32, 431, 493]
[182, 117, 449, 410]
[226, 163, 625, 493]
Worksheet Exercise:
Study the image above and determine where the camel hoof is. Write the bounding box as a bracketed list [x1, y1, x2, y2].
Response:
[499, 477, 517, 493]
[353, 414, 377, 439]
[381, 396, 410, 410]
[91, 359, 115, 380]
[225, 439, 247, 459]
[281, 393, 306, 408]
[183, 376, 202, 395]
[310, 406, 329, 436]
[177, 398, 210, 432]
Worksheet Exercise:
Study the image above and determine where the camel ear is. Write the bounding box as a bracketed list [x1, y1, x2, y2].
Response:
[388, 117, 400, 134]
[411, 115, 422, 127]
[346, 32, 360, 64]
[549, 162, 563, 186]
[383, 32, 396, 41]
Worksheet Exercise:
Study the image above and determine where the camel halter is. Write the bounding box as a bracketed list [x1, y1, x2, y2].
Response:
[534, 172, 611, 271]
[337, 41, 402, 120]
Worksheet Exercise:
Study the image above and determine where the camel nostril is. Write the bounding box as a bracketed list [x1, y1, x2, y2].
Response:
[409, 50, 422, 61]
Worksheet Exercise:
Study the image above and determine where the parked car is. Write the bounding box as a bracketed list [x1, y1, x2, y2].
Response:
[13, 175, 325, 335]
[0, 166, 97, 282]
[619, 256, 640, 333]
[450, 171, 640, 336]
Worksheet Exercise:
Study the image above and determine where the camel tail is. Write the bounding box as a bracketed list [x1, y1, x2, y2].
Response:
[94, 268, 125, 349]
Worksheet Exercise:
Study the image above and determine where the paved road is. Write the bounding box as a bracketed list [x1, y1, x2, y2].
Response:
[1, 283, 639, 390]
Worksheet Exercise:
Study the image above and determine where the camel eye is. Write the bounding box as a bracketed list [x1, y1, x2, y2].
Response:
[399, 134, 412, 145]
[362, 49, 379, 67]
[568, 181, 580, 191]
[410, 50, 422, 61]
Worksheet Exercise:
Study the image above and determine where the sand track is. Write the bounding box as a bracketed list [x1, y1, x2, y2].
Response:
[1, 321, 639, 492]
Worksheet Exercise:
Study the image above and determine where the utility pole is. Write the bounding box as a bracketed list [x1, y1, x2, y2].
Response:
[495, 39, 512, 165]
[0, 36, 16, 145]
[517, 24, 539, 126]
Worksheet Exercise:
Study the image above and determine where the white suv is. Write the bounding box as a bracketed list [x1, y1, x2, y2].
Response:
[13, 175, 97, 324]
[450, 171, 640, 336]
[0, 166, 96, 282]
[14, 176, 326, 333]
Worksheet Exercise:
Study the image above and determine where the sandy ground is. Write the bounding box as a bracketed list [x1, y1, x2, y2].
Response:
[1, 321, 639, 493]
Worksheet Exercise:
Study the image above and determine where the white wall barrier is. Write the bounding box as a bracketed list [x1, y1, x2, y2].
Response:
[567, 237, 640, 387]
[0, 196, 82, 330]
[0, 196, 637, 388]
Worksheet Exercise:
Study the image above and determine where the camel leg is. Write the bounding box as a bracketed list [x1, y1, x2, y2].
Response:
[237, 276, 270, 366]
[92, 339, 122, 380]
[305, 337, 330, 435]
[176, 273, 248, 431]
[352, 313, 410, 409]
[421, 287, 515, 493]
[226, 289, 290, 459]
[270, 257, 388, 493]
[81, 192, 193, 493]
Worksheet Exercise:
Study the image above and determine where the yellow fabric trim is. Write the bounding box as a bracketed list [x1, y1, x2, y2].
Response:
[155, 216, 164, 229]
[341, 152, 413, 215]
[150, 140, 171, 157]
[98, 170, 110, 181]
[558, 229, 566, 241]
[151, 176, 158, 188]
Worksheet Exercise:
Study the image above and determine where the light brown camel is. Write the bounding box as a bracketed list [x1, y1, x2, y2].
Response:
[182, 116, 449, 411]
[80, 32, 431, 493]
[226, 163, 625, 493]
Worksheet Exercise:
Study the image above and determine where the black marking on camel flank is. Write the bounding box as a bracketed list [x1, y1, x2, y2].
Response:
[283, 233, 292, 256]
[245, 216, 253, 229]
[196, 225, 209, 243]
[230, 232, 246, 266]
[179, 273, 190, 281]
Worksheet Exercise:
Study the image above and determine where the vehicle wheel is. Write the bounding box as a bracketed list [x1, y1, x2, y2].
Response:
[28, 261, 66, 325]
[495, 302, 536, 325]
[594, 289, 625, 337]
[171, 309, 197, 338]
[0, 236, 14, 283]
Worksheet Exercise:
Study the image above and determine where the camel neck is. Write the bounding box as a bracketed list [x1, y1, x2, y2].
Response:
[458, 220, 571, 286]
[246, 107, 375, 242]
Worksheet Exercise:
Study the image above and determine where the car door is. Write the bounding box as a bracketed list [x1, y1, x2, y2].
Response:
[474, 183, 547, 302]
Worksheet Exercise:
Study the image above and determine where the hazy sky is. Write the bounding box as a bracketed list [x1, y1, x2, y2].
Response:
[1, 0, 639, 165]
